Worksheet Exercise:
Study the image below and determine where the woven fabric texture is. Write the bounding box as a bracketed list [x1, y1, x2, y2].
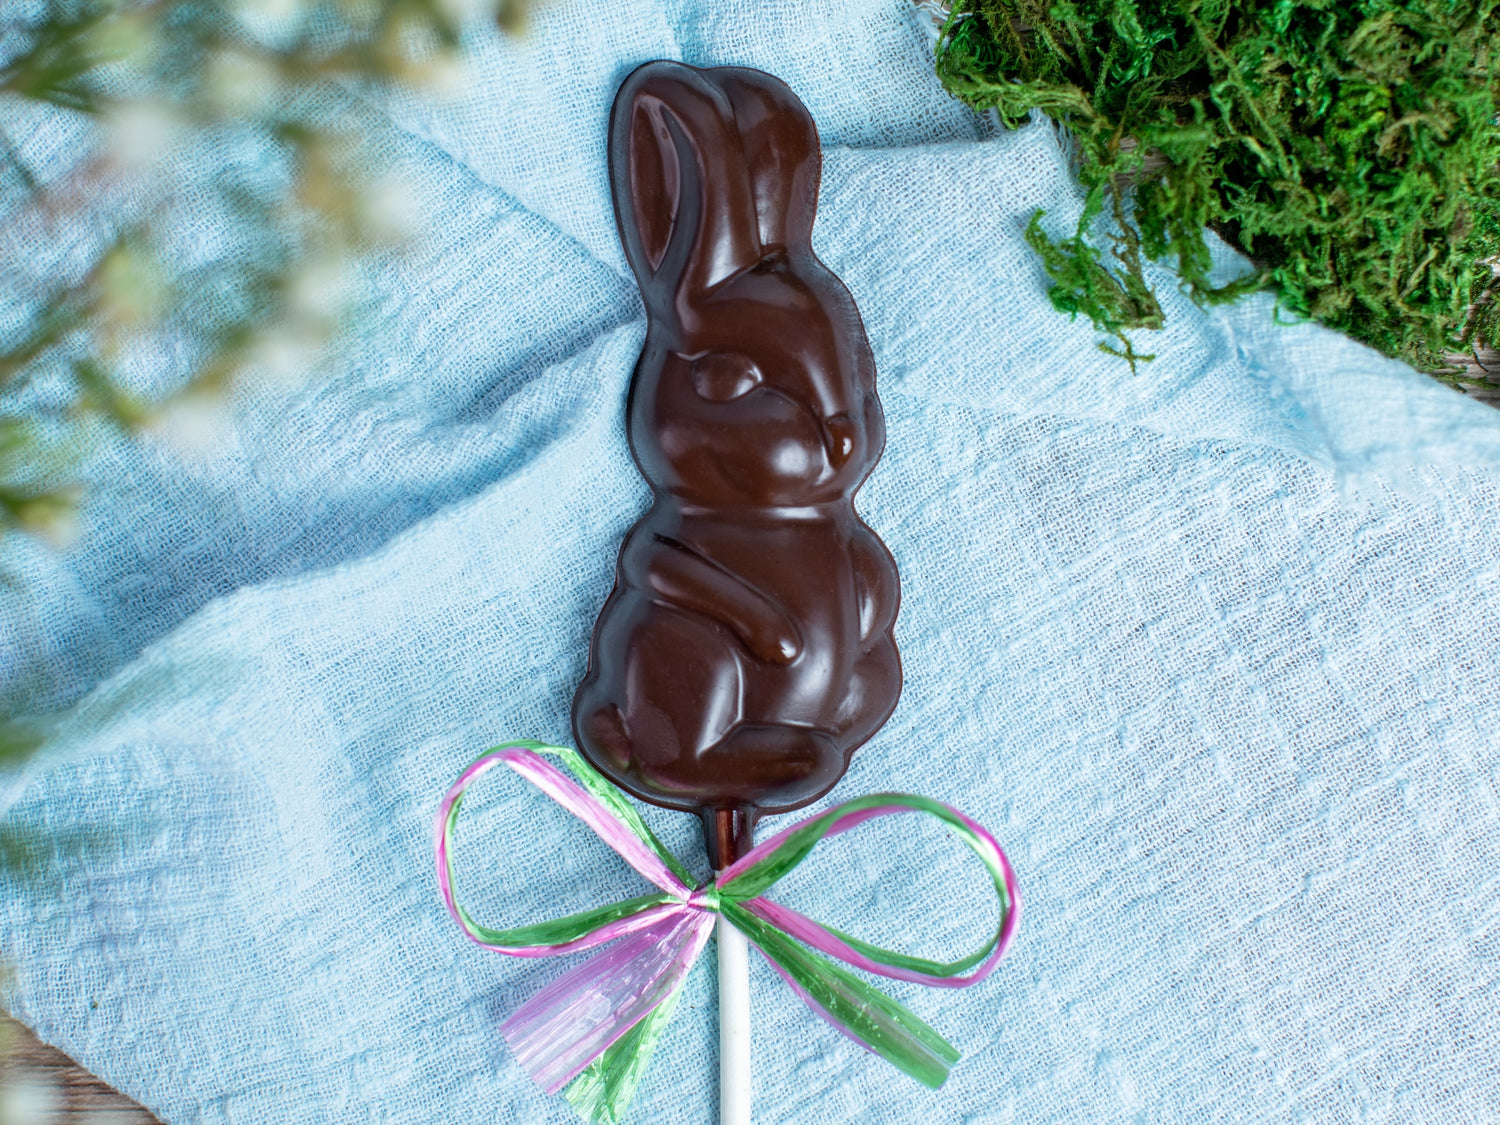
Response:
[3, 2, 1500, 1123]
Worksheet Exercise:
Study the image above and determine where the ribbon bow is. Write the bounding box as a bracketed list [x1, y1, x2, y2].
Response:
[435, 741, 1020, 1124]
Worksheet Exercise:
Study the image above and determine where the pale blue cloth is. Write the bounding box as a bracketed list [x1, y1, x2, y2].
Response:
[5, 3, 1500, 1122]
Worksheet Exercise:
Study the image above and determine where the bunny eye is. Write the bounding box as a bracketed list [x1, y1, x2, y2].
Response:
[690, 352, 762, 402]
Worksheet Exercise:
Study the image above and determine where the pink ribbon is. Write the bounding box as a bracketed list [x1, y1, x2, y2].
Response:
[435, 744, 1020, 1098]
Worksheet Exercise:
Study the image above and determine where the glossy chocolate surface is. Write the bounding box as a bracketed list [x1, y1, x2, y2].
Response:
[572, 61, 901, 865]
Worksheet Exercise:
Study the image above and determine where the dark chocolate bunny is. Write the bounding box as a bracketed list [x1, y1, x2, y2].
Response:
[572, 61, 900, 866]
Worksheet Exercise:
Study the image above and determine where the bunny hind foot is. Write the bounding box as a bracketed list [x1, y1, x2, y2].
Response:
[829, 638, 902, 748]
[701, 723, 846, 813]
[575, 697, 705, 812]
[576, 699, 633, 774]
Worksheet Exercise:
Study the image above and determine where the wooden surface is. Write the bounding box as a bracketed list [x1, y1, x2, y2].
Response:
[1448, 345, 1500, 407]
[1, 1017, 159, 1124]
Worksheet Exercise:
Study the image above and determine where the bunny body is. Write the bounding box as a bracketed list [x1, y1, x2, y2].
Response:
[573, 62, 901, 849]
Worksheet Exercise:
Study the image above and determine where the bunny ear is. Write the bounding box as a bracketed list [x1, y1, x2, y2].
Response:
[609, 62, 762, 303]
[714, 68, 821, 254]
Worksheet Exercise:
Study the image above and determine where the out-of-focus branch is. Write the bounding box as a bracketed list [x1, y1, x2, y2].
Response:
[0, 0, 535, 547]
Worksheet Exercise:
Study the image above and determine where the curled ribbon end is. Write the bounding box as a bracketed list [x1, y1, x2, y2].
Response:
[435, 741, 1021, 1122]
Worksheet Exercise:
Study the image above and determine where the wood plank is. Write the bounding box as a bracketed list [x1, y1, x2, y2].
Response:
[1, 1016, 160, 1124]
[1448, 345, 1500, 407]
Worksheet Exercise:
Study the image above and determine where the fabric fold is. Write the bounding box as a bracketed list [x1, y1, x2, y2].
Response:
[4, 3, 1500, 1123]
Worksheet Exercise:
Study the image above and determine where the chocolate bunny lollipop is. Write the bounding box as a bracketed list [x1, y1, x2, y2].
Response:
[572, 61, 900, 867]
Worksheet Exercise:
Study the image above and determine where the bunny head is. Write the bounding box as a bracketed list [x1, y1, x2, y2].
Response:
[609, 61, 885, 509]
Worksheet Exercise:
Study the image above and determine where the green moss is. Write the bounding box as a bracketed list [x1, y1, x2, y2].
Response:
[934, 0, 1500, 375]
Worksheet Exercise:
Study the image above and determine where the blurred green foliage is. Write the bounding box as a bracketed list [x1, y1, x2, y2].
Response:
[0, 1, 534, 895]
[0, 0, 532, 546]
[933, 0, 1500, 376]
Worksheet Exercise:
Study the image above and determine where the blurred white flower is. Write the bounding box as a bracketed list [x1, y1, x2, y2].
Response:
[287, 256, 353, 326]
[97, 243, 168, 340]
[103, 99, 182, 173]
[87, 9, 159, 72]
[147, 392, 233, 459]
[436, 0, 502, 23]
[207, 49, 283, 118]
[234, 0, 310, 42]
[415, 50, 471, 98]
[360, 172, 426, 243]
[249, 328, 321, 387]
[385, 16, 470, 97]
[0, 1073, 62, 1124]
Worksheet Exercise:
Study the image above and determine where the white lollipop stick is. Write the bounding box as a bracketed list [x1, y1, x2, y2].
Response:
[717, 907, 752, 1125]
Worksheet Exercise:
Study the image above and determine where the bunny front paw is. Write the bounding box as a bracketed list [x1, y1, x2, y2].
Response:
[743, 619, 801, 665]
[703, 723, 846, 810]
[628, 532, 803, 666]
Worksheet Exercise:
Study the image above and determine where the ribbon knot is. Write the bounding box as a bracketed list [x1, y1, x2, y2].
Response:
[434, 741, 1020, 1125]
[685, 883, 721, 912]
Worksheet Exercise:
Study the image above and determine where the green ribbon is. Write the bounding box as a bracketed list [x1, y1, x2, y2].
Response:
[436, 742, 1021, 1123]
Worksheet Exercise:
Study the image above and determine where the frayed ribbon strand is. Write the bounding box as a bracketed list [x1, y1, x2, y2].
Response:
[434, 741, 1020, 1124]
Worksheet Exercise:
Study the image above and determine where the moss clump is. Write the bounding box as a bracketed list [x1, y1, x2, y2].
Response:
[934, 0, 1500, 375]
